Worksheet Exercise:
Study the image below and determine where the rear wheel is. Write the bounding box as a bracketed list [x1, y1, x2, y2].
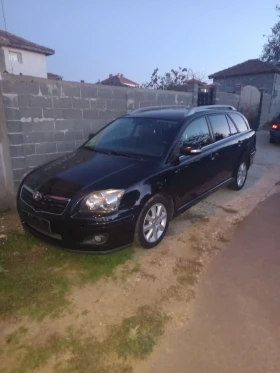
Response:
[270, 137, 276, 144]
[134, 195, 171, 249]
[229, 160, 248, 191]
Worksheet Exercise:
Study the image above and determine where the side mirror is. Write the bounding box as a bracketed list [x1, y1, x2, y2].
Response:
[181, 143, 202, 155]
[88, 133, 95, 141]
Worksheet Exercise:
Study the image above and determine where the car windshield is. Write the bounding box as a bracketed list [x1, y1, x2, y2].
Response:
[83, 117, 181, 158]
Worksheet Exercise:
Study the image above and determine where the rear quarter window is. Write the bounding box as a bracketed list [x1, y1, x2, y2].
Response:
[229, 113, 249, 132]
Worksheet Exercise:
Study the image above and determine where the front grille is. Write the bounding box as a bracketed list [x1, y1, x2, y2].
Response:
[20, 185, 70, 215]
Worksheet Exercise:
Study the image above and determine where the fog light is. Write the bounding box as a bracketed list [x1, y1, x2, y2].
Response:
[83, 234, 108, 245]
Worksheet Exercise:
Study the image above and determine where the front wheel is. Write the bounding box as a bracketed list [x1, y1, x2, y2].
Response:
[134, 195, 171, 249]
[229, 160, 248, 191]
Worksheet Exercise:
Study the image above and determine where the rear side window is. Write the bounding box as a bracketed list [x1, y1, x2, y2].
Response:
[229, 113, 249, 132]
[208, 114, 231, 141]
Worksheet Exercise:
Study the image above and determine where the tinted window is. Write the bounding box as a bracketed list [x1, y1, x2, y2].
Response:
[227, 116, 238, 135]
[209, 115, 230, 141]
[180, 117, 211, 147]
[84, 117, 181, 158]
[229, 113, 249, 132]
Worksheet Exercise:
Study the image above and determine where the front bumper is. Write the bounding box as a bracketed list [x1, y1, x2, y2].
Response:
[17, 199, 139, 254]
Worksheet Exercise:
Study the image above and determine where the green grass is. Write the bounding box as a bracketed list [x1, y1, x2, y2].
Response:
[0, 231, 134, 321]
[4, 306, 168, 373]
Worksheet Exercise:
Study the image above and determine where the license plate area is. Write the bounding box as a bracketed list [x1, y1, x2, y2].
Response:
[25, 212, 51, 235]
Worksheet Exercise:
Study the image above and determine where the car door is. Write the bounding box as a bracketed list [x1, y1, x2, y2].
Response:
[171, 116, 221, 210]
[207, 113, 240, 184]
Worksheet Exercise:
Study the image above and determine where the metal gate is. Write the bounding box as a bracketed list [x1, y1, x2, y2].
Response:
[238, 85, 261, 131]
[197, 87, 214, 106]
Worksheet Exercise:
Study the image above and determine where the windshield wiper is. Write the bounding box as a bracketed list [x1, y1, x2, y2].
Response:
[106, 150, 143, 160]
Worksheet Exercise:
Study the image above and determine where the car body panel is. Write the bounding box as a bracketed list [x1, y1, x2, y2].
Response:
[17, 108, 256, 253]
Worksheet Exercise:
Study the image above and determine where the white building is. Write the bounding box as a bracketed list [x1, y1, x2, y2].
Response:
[0, 29, 54, 78]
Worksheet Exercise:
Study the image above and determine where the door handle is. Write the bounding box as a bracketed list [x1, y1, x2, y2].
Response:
[238, 140, 243, 147]
[210, 152, 219, 161]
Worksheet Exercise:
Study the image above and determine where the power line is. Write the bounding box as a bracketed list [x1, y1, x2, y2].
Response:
[1, 0, 7, 31]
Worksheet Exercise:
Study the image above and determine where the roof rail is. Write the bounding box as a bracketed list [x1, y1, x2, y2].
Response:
[131, 105, 190, 114]
[187, 105, 237, 115]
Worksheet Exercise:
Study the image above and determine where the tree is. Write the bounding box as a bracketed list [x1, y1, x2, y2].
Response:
[261, 5, 280, 66]
[141, 67, 206, 90]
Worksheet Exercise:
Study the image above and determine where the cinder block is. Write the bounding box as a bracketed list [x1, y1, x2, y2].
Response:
[5, 107, 20, 120]
[29, 95, 52, 108]
[63, 109, 82, 119]
[3, 94, 18, 107]
[73, 119, 92, 131]
[83, 110, 99, 119]
[13, 168, 29, 181]
[62, 85, 81, 98]
[112, 88, 127, 100]
[106, 99, 127, 111]
[55, 130, 83, 141]
[1, 81, 39, 95]
[32, 120, 55, 132]
[8, 133, 23, 145]
[26, 154, 47, 167]
[81, 86, 98, 99]
[18, 95, 29, 108]
[19, 108, 42, 120]
[72, 98, 90, 109]
[40, 83, 61, 96]
[12, 157, 26, 170]
[57, 141, 76, 152]
[23, 132, 55, 144]
[7, 121, 22, 133]
[55, 119, 74, 131]
[90, 98, 106, 110]
[35, 142, 57, 154]
[98, 87, 113, 99]
[10, 144, 35, 157]
[98, 110, 117, 120]
[53, 97, 72, 109]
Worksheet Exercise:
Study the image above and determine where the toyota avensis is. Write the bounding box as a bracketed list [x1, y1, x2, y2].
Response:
[17, 105, 256, 253]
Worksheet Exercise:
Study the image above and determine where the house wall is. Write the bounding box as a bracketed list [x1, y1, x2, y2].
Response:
[2, 47, 48, 78]
[0, 74, 193, 199]
[214, 73, 275, 94]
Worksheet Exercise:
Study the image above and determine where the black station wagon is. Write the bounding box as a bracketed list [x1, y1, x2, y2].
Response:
[17, 105, 256, 253]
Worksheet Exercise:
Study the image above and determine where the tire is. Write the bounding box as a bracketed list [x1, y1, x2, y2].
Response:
[270, 137, 276, 144]
[229, 159, 248, 191]
[134, 194, 171, 249]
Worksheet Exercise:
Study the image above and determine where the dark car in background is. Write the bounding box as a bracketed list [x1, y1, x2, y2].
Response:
[270, 114, 280, 143]
[17, 105, 256, 253]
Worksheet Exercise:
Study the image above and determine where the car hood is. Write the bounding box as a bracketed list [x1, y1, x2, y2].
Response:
[24, 148, 155, 198]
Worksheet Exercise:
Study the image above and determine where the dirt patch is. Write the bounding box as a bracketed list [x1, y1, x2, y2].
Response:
[1, 168, 280, 372]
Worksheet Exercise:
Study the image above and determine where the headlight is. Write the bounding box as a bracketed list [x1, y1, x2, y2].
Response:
[79, 189, 124, 213]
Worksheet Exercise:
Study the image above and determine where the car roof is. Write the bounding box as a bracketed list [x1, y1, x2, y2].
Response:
[125, 106, 239, 122]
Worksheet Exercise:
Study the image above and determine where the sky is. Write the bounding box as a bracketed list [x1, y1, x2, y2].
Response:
[2, 0, 279, 84]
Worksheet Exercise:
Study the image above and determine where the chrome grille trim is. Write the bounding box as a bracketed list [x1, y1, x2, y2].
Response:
[20, 184, 71, 215]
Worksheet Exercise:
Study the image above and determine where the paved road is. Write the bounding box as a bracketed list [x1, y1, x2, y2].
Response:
[137, 133, 280, 373]
[143, 190, 280, 373]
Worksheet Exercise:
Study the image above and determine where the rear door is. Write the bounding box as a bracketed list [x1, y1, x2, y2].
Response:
[207, 113, 240, 183]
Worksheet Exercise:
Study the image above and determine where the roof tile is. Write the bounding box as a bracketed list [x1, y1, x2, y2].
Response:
[209, 59, 280, 79]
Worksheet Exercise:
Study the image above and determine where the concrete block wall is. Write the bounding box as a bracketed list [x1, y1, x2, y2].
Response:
[215, 91, 240, 108]
[0, 74, 193, 192]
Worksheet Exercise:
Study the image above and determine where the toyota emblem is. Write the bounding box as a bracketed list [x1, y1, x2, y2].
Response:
[33, 191, 42, 201]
